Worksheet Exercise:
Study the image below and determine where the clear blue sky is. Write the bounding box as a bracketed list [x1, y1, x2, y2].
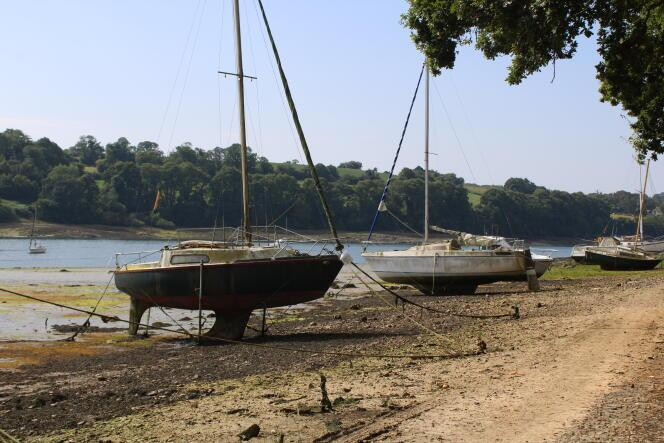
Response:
[0, 0, 655, 195]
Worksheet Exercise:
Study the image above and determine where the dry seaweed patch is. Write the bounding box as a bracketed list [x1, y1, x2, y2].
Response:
[0, 333, 160, 370]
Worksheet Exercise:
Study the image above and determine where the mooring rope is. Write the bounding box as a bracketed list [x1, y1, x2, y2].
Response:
[0, 428, 20, 443]
[0, 286, 486, 360]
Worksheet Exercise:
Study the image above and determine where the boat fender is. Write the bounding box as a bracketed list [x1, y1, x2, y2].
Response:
[340, 250, 353, 265]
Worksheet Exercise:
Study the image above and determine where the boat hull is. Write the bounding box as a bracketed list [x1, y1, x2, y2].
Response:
[585, 250, 662, 271]
[363, 252, 537, 294]
[115, 255, 343, 312]
[620, 240, 664, 253]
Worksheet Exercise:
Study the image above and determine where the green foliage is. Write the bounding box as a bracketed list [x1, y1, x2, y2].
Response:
[38, 164, 100, 223]
[338, 161, 362, 169]
[4, 128, 664, 240]
[403, 0, 664, 157]
[68, 135, 103, 166]
[0, 202, 17, 222]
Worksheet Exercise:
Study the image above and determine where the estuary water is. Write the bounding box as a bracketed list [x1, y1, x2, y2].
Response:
[0, 238, 574, 269]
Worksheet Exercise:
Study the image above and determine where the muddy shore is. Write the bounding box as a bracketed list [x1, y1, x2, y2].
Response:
[0, 220, 580, 244]
[1, 265, 663, 441]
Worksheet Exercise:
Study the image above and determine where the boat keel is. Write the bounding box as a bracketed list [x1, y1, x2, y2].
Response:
[205, 310, 251, 341]
[128, 298, 149, 335]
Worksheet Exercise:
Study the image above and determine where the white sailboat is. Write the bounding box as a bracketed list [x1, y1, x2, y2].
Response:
[362, 67, 541, 295]
[28, 205, 46, 254]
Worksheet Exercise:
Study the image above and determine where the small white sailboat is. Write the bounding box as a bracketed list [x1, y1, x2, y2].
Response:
[28, 205, 46, 254]
[362, 66, 540, 295]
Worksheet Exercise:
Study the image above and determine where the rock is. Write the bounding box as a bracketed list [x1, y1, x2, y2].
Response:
[325, 418, 342, 432]
[50, 392, 67, 403]
[238, 424, 260, 440]
[360, 316, 368, 322]
[179, 316, 192, 321]
[150, 321, 172, 328]
[342, 283, 357, 289]
[333, 315, 342, 320]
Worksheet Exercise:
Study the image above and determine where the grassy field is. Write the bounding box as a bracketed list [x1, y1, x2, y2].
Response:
[541, 260, 663, 280]
[463, 183, 501, 207]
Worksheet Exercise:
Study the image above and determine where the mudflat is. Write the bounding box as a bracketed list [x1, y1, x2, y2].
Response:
[1, 265, 663, 442]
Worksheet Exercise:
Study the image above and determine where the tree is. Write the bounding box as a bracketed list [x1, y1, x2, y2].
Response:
[339, 161, 362, 169]
[69, 135, 103, 165]
[38, 165, 99, 223]
[403, 1, 664, 157]
[104, 137, 135, 165]
[504, 178, 537, 194]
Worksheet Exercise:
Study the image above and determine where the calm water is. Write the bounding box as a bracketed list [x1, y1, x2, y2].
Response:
[0, 238, 573, 268]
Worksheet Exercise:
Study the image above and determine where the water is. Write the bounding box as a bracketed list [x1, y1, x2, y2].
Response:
[0, 238, 574, 269]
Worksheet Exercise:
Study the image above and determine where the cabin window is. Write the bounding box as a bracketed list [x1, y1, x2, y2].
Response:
[170, 254, 210, 265]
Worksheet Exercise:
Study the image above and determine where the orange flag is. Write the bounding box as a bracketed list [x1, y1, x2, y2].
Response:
[152, 190, 161, 212]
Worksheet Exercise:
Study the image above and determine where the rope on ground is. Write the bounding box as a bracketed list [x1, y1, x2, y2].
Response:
[65, 270, 117, 341]
[350, 262, 518, 320]
[352, 268, 462, 351]
[0, 286, 485, 360]
[0, 428, 20, 443]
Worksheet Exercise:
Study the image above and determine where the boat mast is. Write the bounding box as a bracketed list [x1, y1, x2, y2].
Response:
[423, 65, 430, 245]
[637, 159, 651, 244]
[29, 205, 37, 247]
[233, 0, 252, 245]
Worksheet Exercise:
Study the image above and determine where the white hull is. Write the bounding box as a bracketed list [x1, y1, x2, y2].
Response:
[620, 240, 664, 253]
[363, 249, 549, 294]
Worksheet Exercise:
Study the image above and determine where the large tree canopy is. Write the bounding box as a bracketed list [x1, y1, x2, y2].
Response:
[403, 0, 664, 157]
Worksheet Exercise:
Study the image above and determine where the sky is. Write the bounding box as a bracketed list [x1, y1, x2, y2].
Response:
[0, 0, 656, 195]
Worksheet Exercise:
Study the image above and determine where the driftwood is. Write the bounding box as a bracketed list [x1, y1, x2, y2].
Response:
[320, 373, 333, 412]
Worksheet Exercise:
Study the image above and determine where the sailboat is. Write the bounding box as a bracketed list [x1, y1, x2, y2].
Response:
[114, 0, 344, 339]
[618, 159, 664, 252]
[584, 159, 663, 270]
[362, 67, 541, 295]
[28, 205, 46, 254]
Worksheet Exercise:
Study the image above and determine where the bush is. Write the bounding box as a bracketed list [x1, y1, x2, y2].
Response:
[149, 213, 176, 229]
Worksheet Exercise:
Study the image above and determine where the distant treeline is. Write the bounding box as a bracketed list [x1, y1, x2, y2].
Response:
[1, 128, 662, 239]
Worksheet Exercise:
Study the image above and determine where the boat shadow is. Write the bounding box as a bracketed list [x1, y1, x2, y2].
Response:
[186, 330, 413, 347]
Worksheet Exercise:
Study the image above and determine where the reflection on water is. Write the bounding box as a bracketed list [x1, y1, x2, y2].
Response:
[0, 238, 573, 269]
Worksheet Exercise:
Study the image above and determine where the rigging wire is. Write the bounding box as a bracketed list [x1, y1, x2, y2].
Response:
[216, 0, 227, 148]
[431, 78, 477, 183]
[448, 74, 495, 185]
[250, 0, 303, 164]
[157, 0, 203, 147]
[242, 0, 265, 157]
[366, 65, 425, 244]
[167, 0, 208, 151]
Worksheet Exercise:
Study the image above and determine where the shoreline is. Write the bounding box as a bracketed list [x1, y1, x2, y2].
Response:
[0, 220, 581, 244]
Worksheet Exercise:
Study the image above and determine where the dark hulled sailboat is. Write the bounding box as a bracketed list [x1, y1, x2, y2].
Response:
[114, 0, 344, 340]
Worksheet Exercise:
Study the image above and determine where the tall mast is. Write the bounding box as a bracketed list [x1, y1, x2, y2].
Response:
[637, 159, 651, 243]
[423, 66, 430, 244]
[233, 0, 252, 244]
